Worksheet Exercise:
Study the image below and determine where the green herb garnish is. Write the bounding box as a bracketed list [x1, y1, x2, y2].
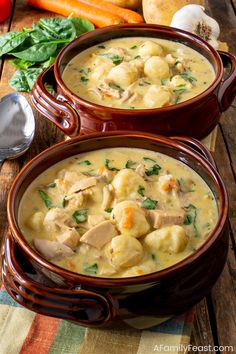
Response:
[79, 160, 92, 166]
[125, 160, 136, 169]
[108, 82, 124, 95]
[99, 53, 123, 65]
[38, 190, 53, 209]
[62, 197, 66, 208]
[104, 208, 113, 213]
[73, 208, 88, 224]
[130, 45, 138, 49]
[177, 178, 195, 193]
[98, 45, 105, 49]
[184, 204, 198, 236]
[137, 185, 145, 197]
[151, 254, 156, 261]
[47, 182, 56, 188]
[141, 198, 158, 210]
[80, 76, 89, 83]
[105, 159, 120, 171]
[84, 263, 98, 275]
[79, 67, 91, 75]
[143, 157, 156, 163]
[179, 71, 197, 84]
[145, 164, 161, 176]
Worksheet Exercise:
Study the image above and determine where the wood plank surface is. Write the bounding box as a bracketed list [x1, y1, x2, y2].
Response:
[0, 0, 236, 352]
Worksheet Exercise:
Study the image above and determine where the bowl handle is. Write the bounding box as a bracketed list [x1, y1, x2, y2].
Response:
[217, 51, 236, 112]
[170, 136, 216, 169]
[31, 65, 80, 136]
[2, 232, 114, 326]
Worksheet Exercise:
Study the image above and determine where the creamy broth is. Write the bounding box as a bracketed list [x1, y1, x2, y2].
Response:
[62, 37, 215, 109]
[19, 148, 218, 278]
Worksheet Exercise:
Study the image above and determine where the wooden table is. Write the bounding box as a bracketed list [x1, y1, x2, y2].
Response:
[0, 1, 235, 352]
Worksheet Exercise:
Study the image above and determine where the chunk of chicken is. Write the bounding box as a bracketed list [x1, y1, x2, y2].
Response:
[80, 220, 118, 249]
[97, 166, 115, 183]
[135, 163, 146, 178]
[88, 214, 105, 228]
[43, 208, 73, 233]
[144, 225, 188, 253]
[34, 239, 74, 260]
[146, 209, 184, 229]
[102, 184, 114, 209]
[106, 235, 143, 269]
[158, 174, 180, 193]
[56, 228, 80, 249]
[67, 177, 97, 195]
[112, 200, 150, 238]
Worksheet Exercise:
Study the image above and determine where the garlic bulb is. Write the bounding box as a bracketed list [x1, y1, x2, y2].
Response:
[170, 5, 220, 49]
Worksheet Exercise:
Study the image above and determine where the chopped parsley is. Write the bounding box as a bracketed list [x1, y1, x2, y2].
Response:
[47, 182, 56, 188]
[130, 45, 138, 49]
[184, 204, 198, 236]
[62, 197, 66, 208]
[151, 254, 156, 261]
[79, 68, 91, 75]
[125, 160, 136, 169]
[80, 76, 89, 83]
[79, 160, 92, 166]
[99, 53, 123, 65]
[73, 208, 88, 224]
[108, 82, 124, 95]
[134, 55, 141, 59]
[105, 159, 120, 171]
[104, 207, 113, 213]
[137, 185, 145, 197]
[143, 157, 156, 163]
[141, 198, 158, 210]
[84, 263, 98, 275]
[98, 45, 106, 49]
[179, 71, 197, 84]
[38, 190, 53, 209]
[145, 164, 161, 176]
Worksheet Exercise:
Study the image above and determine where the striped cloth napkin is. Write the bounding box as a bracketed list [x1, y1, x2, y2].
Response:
[0, 287, 194, 354]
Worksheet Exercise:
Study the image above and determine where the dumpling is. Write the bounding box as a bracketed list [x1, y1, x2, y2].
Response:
[112, 168, 147, 200]
[144, 225, 188, 253]
[106, 235, 143, 269]
[139, 40, 164, 57]
[27, 211, 45, 232]
[112, 200, 150, 238]
[107, 62, 139, 87]
[143, 85, 171, 108]
[144, 56, 169, 80]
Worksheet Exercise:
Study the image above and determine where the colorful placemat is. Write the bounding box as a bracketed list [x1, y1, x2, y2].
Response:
[0, 286, 195, 354]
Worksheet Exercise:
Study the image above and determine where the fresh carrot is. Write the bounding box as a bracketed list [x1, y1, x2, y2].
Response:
[77, 0, 144, 23]
[27, 0, 125, 28]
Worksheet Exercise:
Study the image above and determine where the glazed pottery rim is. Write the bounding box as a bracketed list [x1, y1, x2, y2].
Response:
[8, 131, 228, 287]
[54, 23, 224, 114]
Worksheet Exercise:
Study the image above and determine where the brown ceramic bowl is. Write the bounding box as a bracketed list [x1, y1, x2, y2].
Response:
[3, 132, 229, 328]
[31, 24, 236, 139]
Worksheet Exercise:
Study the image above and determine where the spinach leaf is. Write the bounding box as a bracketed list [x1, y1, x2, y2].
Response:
[125, 160, 136, 169]
[9, 68, 43, 91]
[141, 198, 158, 210]
[184, 204, 199, 236]
[137, 185, 145, 197]
[47, 182, 56, 188]
[62, 197, 66, 208]
[70, 17, 95, 35]
[104, 208, 113, 213]
[143, 157, 156, 163]
[80, 76, 89, 83]
[10, 58, 35, 69]
[178, 178, 195, 193]
[38, 18, 76, 40]
[0, 30, 32, 57]
[105, 159, 120, 171]
[84, 263, 98, 275]
[130, 45, 138, 49]
[38, 190, 53, 209]
[79, 160, 92, 166]
[179, 71, 197, 84]
[108, 82, 124, 95]
[73, 208, 88, 224]
[13, 42, 58, 62]
[145, 164, 161, 176]
[151, 254, 156, 261]
[99, 53, 123, 65]
[41, 56, 56, 68]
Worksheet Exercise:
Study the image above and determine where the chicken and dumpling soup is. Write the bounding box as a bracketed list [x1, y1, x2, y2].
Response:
[19, 148, 218, 278]
[62, 37, 215, 109]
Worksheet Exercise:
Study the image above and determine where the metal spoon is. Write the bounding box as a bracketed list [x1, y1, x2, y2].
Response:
[0, 93, 35, 168]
